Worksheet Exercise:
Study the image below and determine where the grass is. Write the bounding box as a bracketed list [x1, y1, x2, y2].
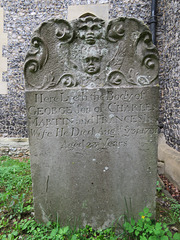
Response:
[0, 156, 179, 239]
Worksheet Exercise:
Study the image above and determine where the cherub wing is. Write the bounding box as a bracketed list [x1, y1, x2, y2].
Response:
[107, 41, 126, 70]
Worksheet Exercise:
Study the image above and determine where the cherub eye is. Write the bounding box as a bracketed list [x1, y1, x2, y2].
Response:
[93, 57, 100, 62]
[91, 25, 99, 31]
[79, 26, 87, 31]
[85, 57, 90, 63]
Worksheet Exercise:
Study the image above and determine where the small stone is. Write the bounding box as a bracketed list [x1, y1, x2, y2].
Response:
[171, 226, 178, 232]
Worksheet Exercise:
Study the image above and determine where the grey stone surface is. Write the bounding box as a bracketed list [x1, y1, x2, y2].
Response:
[157, 161, 165, 175]
[0, 0, 179, 153]
[25, 14, 159, 228]
[158, 133, 180, 189]
[68, 4, 109, 21]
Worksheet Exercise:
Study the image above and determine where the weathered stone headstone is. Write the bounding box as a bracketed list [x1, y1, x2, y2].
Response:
[24, 14, 159, 229]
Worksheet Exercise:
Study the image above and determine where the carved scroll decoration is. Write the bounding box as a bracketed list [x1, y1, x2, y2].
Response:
[55, 19, 74, 43]
[59, 74, 77, 87]
[126, 31, 159, 86]
[107, 71, 126, 86]
[24, 15, 159, 90]
[24, 36, 49, 87]
[106, 18, 125, 42]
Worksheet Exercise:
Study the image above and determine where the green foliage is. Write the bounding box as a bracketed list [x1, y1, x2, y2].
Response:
[0, 156, 32, 216]
[123, 207, 180, 240]
[1, 218, 121, 239]
[71, 225, 121, 239]
[156, 181, 162, 193]
[0, 156, 179, 240]
[166, 198, 180, 223]
[157, 196, 180, 226]
[0, 156, 33, 238]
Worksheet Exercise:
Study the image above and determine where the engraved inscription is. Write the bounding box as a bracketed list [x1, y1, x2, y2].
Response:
[26, 88, 158, 151]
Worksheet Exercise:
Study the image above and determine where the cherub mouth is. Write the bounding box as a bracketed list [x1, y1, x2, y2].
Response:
[88, 66, 95, 70]
[86, 36, 95, 44]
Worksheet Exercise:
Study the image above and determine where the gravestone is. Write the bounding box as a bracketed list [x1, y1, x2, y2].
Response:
[24, 14, 159, 229]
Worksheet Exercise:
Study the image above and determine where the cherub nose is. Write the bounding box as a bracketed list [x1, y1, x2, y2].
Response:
[86, 28, 94, 35]
[89, 58, 93, 64]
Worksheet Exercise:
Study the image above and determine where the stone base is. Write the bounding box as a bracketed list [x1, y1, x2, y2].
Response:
[158, 133, 180, 189]
[0, 138, 29, 158]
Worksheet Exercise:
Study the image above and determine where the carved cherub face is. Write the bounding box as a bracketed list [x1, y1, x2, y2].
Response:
[82, 47, 102, 75]
[77, 14, 105, 45]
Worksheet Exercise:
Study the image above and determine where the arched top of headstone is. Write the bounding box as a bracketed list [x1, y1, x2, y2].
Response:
[79, 12, 97, 18]
[24, 14, 159, 90]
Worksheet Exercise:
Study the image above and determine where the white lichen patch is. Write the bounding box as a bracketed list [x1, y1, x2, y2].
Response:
[109, 114, 114, 119]
[95, 133, 101, 139]
[103, 166, 109, 172]
[39, 204, 49, 223]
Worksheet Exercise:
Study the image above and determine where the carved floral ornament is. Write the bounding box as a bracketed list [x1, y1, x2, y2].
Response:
[24, 13, 159, 90]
